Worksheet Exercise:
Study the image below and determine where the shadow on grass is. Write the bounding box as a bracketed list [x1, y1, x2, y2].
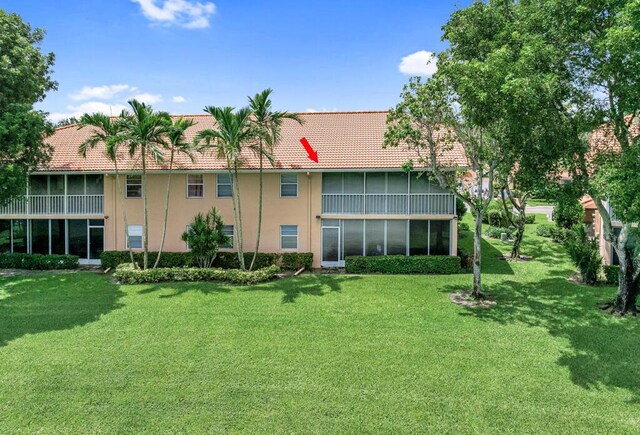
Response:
[0, 273, 123, 347]
[449, 277, 640, 401]
[136, 282, 232, 298]
[249, 274, 362, 303]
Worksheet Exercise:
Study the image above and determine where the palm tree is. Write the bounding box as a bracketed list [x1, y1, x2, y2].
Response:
[154, 116, 196, 269]
[247, 89, 303, 271]
[120, 100, 171, 269]
[195, 106, 255, 270]
[77, 112, 138, 267]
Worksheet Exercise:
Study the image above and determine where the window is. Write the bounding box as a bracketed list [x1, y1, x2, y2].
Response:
[429, 220, 451, 255]
[0, 220, 11, 253]
[280, 173, 298, 197]
[187, 174, 204, 198]
[217, 174, 232, 198]
[343, 219, 364, 257]
[280, 225, 298, 250]
[365, 220, 385, 256]
[126, 175, 142, 198]
[127, 225, 143, 249]
[387, 220, 407, 255]
[221, 225, 234, 248]
[409, 220, 429, 255]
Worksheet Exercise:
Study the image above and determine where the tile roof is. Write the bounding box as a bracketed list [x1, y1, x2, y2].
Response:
[41, 111, 468, 172]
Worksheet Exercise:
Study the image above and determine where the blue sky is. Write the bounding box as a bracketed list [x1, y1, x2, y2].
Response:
[1, 0, 471, 121]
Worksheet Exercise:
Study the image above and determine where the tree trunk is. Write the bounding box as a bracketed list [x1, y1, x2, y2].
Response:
[249, 142, 264, 271]
[114, 161, 137, 268]
[142, 149, 149, 270]
[230, 166, 245, 270]
[472, 211, 484, 298]
[612, 230, 639, 315]
[511, 205, 526, 259]
[154, 148, 174, 269]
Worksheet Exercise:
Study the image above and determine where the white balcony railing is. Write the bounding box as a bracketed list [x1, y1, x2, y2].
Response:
[0, 195, 104, 216]
[322, 193, 455, 215]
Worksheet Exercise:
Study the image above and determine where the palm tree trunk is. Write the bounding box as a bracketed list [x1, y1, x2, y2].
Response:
[142, 147, 149, 270]
[114, 161, 137, 268]
[154, 148, 174, 269]
[233, 164, 245, 270]
[249, 141, 264, 271]
[228, 165, 244, 270]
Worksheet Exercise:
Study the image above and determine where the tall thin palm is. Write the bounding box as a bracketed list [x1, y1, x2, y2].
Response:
[195, 106, 255, 270]
[77, 113, 137, 267]
[120, 99, 171, 269]
[154, 116, 196, 269]
[247, 89, 303, 270]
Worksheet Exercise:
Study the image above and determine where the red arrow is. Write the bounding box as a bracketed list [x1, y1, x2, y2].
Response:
[300, 137, 318, 163]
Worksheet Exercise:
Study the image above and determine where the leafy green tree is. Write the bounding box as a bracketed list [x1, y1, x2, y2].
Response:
[120, 100, 172, 270]
[533, 0, 640, 314]
[195, 106, 256, 270]
[0, 9, 56, 206]
[154, 117, 196, 269]
[438, 0, 576, 260]
[181, 207, 228, 268]
[247, 89, 303, 271]
[385, 76, 501, 299]
[77, 113, 137, 267]
[564, 224, 602, 285]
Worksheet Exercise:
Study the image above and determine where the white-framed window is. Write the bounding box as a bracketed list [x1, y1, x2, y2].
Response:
[280, 173, 298, 197]
[127, 225, 143, 249]
[126, 175, 142, 198]
[217, 174, 232, 198]
[221, 225, 234, 248]
[280, 225, 298, 250]
[187, 174, 204, 198]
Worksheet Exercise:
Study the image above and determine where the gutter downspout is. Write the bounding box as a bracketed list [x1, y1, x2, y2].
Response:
[307, 172, 312, 253]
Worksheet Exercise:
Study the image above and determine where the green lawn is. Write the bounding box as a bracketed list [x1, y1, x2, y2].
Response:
[1, 218, 639, 433]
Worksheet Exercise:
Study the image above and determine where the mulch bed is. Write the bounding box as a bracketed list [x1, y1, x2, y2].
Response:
[449, 291, 496, 308]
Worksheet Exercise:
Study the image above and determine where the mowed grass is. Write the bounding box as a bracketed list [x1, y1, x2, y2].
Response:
[1, 216, 639, 433]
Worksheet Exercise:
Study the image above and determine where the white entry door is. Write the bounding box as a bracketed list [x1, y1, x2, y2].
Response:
[321, 226, 341, 267]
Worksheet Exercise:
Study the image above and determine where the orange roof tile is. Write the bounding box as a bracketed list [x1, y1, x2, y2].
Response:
[41, 111, 468, 172]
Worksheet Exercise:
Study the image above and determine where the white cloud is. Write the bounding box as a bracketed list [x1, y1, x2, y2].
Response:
[305, 107, 338, 113]
[70, 84, 133, 101]
[132, 0, 216, 29]
[49, 102, 128, 123]
[398, 50, 437, 76]
[133, 93, 163, 104]
[172, 95, 187, 103]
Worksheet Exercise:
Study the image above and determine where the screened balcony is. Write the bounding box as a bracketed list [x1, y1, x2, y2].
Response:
[321, 172, 456, 215]
[0, 174, 104, 216]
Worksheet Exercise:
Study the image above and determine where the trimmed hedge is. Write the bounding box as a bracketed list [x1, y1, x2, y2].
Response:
[345, 255, 461, 274]
[536, 223, 555, 238]
[604, 265, 620, 285]
[101, 251, 313, 271]
[535, 224, 570, 243]
[525, 214, 536, 224]
[0, 253, 79, 270]
[114, 263, 281, 285]
[485, 226, 513, 239]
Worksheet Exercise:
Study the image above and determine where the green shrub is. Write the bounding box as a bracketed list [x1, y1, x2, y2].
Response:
[554, 199, 584, 229]
[458, 222, 470, 232]
[0, 253, 79, 270]
[564, 225, 601, 285]
[181, 207, 228, 268]
[524, 214, 536, 224]
[457, 248, 473, 272]
[114, 263, 281, 285]
[344, 255, 461, 274]
[484, 226, 513, 239]
[549, 226, 570, 244]
[101, 251, 312, 271]
[604, 265, 620, 285]
[456, 197, 467, 219]
[281, 252, 313, 270]
[536, 223, 555, 238]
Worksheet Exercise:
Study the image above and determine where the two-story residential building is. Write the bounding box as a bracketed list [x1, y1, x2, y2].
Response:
[0, 111, 467, 267]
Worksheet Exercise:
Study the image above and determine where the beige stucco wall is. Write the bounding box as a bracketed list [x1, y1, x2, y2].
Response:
[103, 172, 457, 268]
[105, 172, 323, 265]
